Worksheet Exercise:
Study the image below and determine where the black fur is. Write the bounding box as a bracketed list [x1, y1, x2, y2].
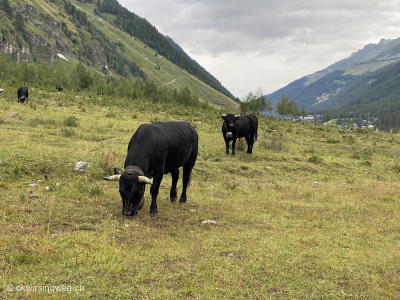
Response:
[221, 113, 258, 155]
[17, 86, 28, 103]
[112, 121, 198, 217]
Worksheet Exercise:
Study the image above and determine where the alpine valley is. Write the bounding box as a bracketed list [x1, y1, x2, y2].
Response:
[267, 38, 400, 130]
[0, 0, 239, 111]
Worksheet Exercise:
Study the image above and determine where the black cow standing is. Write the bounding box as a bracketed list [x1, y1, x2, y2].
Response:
[103, 121, 198, 217]
[17, 86, 28, 103]
[56, 86, 63, 92]
[220, 113, 258, 155]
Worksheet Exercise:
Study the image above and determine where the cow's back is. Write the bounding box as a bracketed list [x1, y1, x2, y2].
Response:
[125, 121, 198, 173]
[236, 114, 258, 138]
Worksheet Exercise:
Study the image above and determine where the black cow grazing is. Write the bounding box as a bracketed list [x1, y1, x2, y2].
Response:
[220, 113, 258, 155]
[17, 86, 28, 103]
[103, 121, 198, 217]
[56, 86, 63, 92]
[97, 91, 104, 95]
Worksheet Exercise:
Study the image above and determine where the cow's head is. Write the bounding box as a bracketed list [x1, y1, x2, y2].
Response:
[220, 113, 241, 131]
[102, 170, 152, 216]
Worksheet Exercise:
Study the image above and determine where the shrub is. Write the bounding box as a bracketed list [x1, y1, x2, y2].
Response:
[351, 148, 372, 160]
[199, 145, 213, 160]
[99, 149, 118, 174]
[259, 136, 288, 151]
[326, 137, 340, 144]
[393, 163, 400, 173]
[105, 110, 117, 118]
[308, 155, 323, 164]
[345, 135, 356, 144]
[29, 117, 59, 127]
[303, 147, 323, 164]
[61, 126, 75, 137]
[63, 115, 78, 127]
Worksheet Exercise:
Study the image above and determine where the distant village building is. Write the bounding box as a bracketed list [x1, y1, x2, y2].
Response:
[301, 115, 315, 122]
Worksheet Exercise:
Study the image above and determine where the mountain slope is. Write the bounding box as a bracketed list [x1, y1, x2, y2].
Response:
[166, 36, 240, 103]
[267, 38, 400, 111]
[0, 0, 238, 111]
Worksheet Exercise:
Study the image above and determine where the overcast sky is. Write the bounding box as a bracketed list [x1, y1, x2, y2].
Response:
[119, 0, 400, 99]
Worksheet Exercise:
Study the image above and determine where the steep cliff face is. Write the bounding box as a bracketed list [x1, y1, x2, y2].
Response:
[0, 0, 107, 70]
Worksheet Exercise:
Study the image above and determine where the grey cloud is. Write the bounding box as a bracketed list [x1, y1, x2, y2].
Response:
[119, 0, 400, 96]
[121, 0, 400, 55]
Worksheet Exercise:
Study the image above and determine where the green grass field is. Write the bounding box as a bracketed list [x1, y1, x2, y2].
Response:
[1, 90, 399, 299]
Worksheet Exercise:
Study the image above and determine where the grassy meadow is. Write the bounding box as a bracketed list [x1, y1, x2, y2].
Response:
[0, 89, 400, 299]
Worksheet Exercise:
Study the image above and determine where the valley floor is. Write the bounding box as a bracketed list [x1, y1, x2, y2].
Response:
[0, 92, 399, 299]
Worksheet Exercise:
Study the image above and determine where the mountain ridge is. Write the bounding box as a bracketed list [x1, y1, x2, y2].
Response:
[266, 37, 400, 112]
[0, 0, 239, 111]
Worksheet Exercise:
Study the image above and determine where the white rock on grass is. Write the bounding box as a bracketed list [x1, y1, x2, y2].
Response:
[202, 220, 217, 224]
[74, 161, 89, 172]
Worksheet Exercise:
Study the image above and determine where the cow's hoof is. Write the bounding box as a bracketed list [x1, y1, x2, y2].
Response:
[231, 153, 235, 156]
[170, 197, 177, 202]
[150, 212, 159, 217]
[179, 202, 187, 205]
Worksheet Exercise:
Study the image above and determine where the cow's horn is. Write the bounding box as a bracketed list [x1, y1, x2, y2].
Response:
[235, 114, 241, 118]
[138, 176, 153, 185]
[220, 113, 226, 117]
[102, 175, 121, 181]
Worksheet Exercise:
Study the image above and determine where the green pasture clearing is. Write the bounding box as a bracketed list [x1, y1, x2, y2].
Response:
[343, 60, 399, 76]
[71, 0, 238, 112]
[0, 90, 399, 299]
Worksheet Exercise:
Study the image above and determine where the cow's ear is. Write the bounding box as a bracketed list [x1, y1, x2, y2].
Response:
[146, 171, 154, 179]
[114, 168, 121, 175]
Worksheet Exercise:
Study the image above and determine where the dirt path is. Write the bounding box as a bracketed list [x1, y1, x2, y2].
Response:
[159, 77, 185, 87]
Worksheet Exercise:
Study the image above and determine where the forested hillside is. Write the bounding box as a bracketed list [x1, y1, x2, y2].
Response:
[0, 0, 239, 111]
[267, 38, 400, 111]
[93, 0, 236, 101]
[167, 36, 240, 103]
[0, 51, 215, 111]
[266, 38, 400, 130]
[313, 60, 400, 131]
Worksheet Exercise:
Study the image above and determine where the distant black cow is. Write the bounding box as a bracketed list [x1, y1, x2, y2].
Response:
[103, 121, 198, 217]
[17, 86, 28, 103]
[220, 113, 258, 155]
[56, 86, 63, 92]
[97, 91, 104, 95]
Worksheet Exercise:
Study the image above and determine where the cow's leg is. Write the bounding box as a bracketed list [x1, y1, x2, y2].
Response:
[149, 172, 164, 217]
[225, 138, 230, 154]
[231, 138, 237, 155]
[122, 197, 126, 216]
[248, 133, 255, 154]
[170, 169, 179, 202]
[179, 161, 194, 204]
[245, 135, 254, 154]
[244, 135, 251, 153]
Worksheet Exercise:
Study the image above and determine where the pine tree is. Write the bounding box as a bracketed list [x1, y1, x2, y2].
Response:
[1, 0, 13, 17]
